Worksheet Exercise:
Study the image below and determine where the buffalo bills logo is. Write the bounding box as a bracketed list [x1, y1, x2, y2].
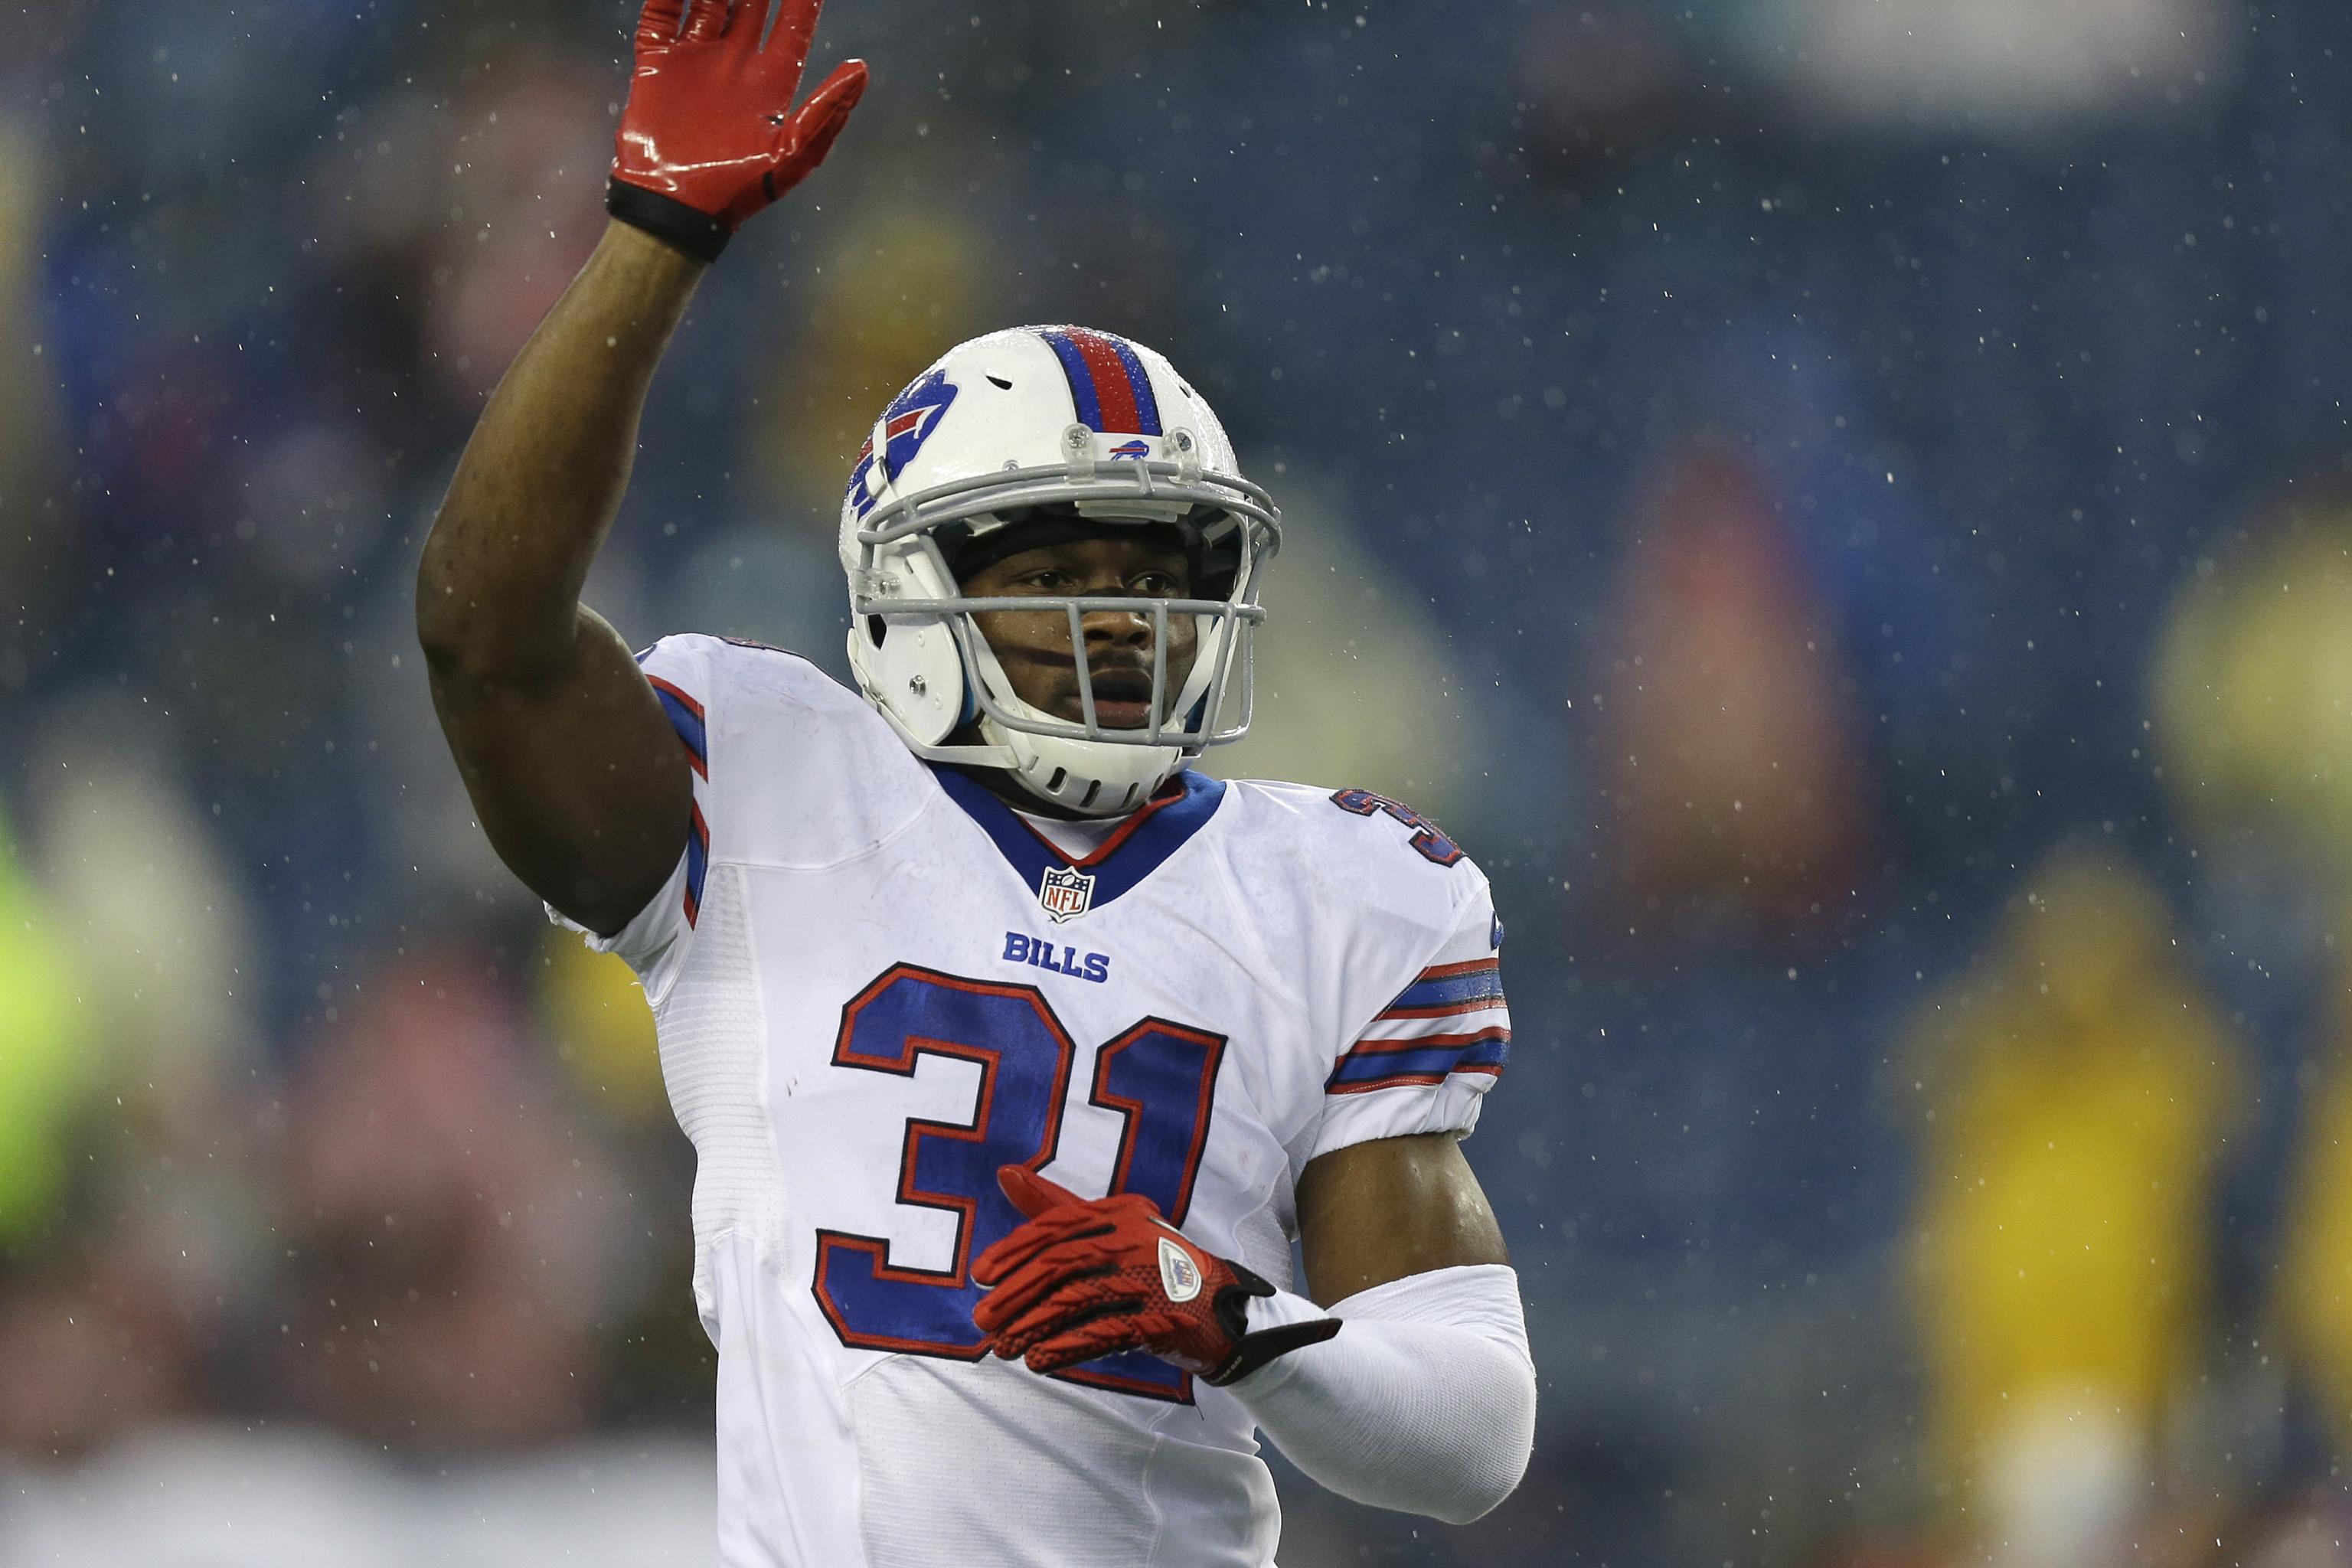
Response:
[847, 370, 960, 518]
[1106, 439, 1151, 461]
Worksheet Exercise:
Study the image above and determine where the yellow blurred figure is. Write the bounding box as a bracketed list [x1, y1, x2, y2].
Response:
[750, 201, 997, 518]
[0, 810, 96, 1245]
[2154, 506, 2352, 853]
[1905, 850, 2237, 1565]
[2279, 963, 2352, 1441]
[2154, 501, 2352, 1463]
[538, 927, 666, 1123]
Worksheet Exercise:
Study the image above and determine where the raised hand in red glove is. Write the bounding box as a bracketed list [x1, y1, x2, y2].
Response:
[608, 0, 869, 263]
[972, 1167, 1338, 1386]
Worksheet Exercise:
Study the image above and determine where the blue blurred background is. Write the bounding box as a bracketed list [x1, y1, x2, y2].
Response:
[9, 1, 2352, 1563]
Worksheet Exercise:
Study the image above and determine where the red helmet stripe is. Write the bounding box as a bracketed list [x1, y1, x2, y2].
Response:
[1063, 328, 1143, 433]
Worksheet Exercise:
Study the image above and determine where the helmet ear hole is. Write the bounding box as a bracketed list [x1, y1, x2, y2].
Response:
[867, 616, 887, 646]
[859, 617, 967, 748]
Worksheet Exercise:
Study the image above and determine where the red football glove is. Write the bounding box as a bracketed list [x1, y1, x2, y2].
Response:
[972, 1167, 1338, 1385]
[608, 0, 869, 262]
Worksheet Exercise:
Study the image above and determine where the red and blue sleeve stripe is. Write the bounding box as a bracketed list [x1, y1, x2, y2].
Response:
[1376, 959, 1504, 1018]
[1326, 957, 1510, 1094]
[644, 671, 710, 925]
[645, 676, 708, 780]
[682, 801, 710, 927]
[1038, 327, 1164, 436]
[1325, 1026, 1511, 1094]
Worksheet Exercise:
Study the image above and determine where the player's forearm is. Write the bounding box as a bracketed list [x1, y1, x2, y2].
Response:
[416, 220, 703, 687]
[1223, 1265, 1535, 1525]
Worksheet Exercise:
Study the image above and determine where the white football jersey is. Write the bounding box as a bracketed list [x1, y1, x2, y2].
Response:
[564, 635, 1511, 1568]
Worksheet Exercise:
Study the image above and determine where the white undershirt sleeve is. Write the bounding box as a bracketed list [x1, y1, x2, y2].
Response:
[1217, 1263, 1536, 1525]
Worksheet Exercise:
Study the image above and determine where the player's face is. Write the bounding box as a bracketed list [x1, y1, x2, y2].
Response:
[963, 536, 1198, 731]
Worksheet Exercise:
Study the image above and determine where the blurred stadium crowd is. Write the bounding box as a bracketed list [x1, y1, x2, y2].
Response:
[7, 0, 2352, 1563]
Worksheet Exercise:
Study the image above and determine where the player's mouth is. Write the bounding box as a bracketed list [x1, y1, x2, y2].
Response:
[1073, 666, 1158, 730]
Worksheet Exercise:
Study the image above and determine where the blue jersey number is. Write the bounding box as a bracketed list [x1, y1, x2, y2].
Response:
[1331, 787, 1465, 866]
[812, 965, 1227, 1402]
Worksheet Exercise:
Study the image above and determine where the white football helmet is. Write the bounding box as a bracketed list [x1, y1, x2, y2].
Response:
[841, 325, 1281, 816]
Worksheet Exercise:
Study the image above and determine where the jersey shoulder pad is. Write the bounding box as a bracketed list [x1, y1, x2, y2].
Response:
[637, 632, 868, 718]
[1217, 777, 1489, 938]
[635, 633, 931, 865]
[1221, 779, 1508, 1159]
[1221, 777, 1482, 874]
[1318, 783, 1473, 870]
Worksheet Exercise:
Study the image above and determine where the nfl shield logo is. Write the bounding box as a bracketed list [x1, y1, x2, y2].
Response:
[1157, 1234, 1203, 1303]
[1038, 864, 1095, 923]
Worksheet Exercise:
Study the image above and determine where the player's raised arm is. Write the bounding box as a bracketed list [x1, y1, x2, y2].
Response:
[414, 0, 866, 935]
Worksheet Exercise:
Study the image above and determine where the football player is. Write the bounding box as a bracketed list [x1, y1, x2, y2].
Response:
[415, 1, 1537, 1562]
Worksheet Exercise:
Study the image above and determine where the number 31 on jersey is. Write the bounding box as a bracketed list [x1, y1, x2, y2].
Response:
[811, 964, 1225, 1402]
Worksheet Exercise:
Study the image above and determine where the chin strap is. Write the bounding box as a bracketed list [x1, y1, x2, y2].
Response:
[984, 718, 1183, 818]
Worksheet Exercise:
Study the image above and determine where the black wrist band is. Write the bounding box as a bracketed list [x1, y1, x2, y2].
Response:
[1207, 1318, 1343, 1386]
[1200, 1262, 1343, 1386]
[606, 178, 730, 265]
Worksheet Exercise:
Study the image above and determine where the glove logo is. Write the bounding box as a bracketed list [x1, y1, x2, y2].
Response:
[1158, 1235, 1203, 1304]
